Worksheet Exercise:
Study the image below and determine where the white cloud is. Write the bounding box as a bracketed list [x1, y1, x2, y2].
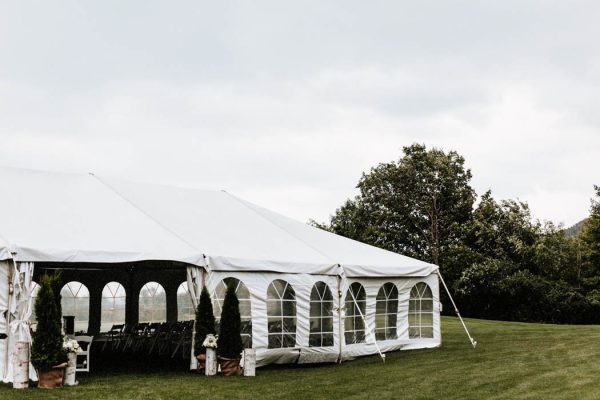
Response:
[0, 1, 598, 228]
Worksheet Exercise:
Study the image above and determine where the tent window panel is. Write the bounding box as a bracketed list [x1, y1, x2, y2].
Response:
[266, 279, 297, 349]
[100, 282, 126, 332]
[344, 282, 366, 345]
[309, 281, 335, 347]
[138, 282, 166, 324]
[268, 335, 281, 348]
[61, 281, 90, 333]
[421, 327, 434, 337]
[310, 318, 322, 333]
[408, 282, 434, 339]
[213, 277, 253, 348]
[421, 299, 434, 312]
[176, 282, 195, 321]
[375, 283, 399, 341]
[322, 316, 334, 333]
[268, 317, 282, 333]
[282, 333, 296, 348]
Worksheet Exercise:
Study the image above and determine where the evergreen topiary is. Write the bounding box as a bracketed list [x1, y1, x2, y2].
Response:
[217, 283, 243, 359]
[194, 286, 216, 356]
[31, 274, 67, 370]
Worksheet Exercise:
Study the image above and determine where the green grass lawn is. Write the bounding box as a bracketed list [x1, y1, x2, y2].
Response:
[2, 316, 600, 399]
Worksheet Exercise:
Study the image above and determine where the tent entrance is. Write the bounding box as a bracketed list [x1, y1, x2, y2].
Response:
[33, 261, 197, 373]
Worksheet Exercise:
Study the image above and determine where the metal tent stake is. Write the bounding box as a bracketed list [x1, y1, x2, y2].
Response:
[437, 271, 477, 349]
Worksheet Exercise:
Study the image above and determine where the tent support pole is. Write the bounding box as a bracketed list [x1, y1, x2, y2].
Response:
[436, 271, 476, 349]
[336, 275, 343, 363]
[348, 288, 385, 363]
[2, 260, 13, 381]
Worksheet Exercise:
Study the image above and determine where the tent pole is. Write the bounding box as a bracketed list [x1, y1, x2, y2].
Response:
[348, 287, 385, 363]
[436, 271, 477, 349]
[2, 260, 12, 381]
[336, 274, 343, 364]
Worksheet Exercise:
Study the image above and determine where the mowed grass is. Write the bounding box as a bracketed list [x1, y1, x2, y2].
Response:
[2, 316, 600, 400]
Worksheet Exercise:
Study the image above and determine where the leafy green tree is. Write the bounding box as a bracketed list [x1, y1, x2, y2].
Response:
[217, 283, 243, 359]
[328, 144, 475, 281]
[533, 222, 579, 286]
[328, 197, 373, 242]
[463, 191, 540, 270]
[31, 274, 67, 370]
[581, 185, 600, 280]
[193, 287, 216, 356]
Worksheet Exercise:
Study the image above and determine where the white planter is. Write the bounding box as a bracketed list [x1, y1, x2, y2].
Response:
[12, 341, 29, 389]
[205, 348, 217, 376]
[243, 348, 256, 377]
[64, 352, 78, 386]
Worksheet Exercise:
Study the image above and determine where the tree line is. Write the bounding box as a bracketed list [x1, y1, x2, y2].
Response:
[313, 143, 600, 324]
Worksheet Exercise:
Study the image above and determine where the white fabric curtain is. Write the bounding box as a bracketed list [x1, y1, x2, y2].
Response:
[0, 261, 10, 381]
[2, 261, 37, 383]
[186, 265, 204, 370]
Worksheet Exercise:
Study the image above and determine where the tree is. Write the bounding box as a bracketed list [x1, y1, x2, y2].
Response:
[533, 222, 579, 286]
[328, 144, 475, 280]
[463, 191, 540, 270]
[581, 185, 600, 280]
[31, 274, 67, 370]
[217, 283, 243, 359]
[193, 287, 216, 356]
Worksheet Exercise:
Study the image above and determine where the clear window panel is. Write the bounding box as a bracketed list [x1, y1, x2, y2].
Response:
[61, 281, 90, 333]
[408, 282, 435, 340]
[266, 279, 297, 348]
[138, 282, 166, 323]
[100, 282, 126, 332]
[176, 282, 195, 321]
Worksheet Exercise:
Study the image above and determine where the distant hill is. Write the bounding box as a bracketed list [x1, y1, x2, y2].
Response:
[564, 219, 587, 237]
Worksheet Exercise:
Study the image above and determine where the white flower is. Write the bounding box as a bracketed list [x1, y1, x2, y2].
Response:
[202, 334, 218, 349]
[63, 338, 82, 353]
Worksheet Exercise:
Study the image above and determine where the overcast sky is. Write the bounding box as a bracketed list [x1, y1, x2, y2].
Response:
[0, 1, 597, 227]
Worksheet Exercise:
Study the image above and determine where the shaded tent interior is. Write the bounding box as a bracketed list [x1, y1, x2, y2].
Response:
[32, 261, 193, 372]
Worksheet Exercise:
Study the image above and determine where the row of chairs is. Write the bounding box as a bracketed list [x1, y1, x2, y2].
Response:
[101, 320, 194, 359]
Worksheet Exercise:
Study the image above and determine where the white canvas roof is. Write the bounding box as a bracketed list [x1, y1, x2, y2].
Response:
[0, 167, 437, 277]
[0, 167, 202, 265]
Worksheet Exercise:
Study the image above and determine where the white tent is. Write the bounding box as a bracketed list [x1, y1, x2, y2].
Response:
[0, 167, 441, 382]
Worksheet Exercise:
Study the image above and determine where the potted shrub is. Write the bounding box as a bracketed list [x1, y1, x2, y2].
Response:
[194, 287, 216, 372]
[31, 274, 68, 388]
[217, 283, 243, 376]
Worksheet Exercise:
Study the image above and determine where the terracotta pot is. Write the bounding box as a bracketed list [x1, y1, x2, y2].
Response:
[196, 354, 206, 371]
[37, 363, 68, 389]
[218, 357, 241, 376]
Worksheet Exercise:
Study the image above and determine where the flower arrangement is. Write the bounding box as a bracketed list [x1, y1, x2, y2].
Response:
[202, 334, 218, 349]
[63, 338, 82, 354]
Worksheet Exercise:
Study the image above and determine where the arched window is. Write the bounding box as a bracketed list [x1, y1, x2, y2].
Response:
[101, 282, 126, 332]
[267, 279, 296, 348]
[309, 281, 334, 347]
[409, 282, 434, 339]
[30, 281, 40, 329]
[177, 282, 195, 321]
[213, 278, 252, 347]
[344, 282, 366, 344]
[61, 281, 90, 333]
[139, 282, 166, 323]
[375, 282, 398, 340]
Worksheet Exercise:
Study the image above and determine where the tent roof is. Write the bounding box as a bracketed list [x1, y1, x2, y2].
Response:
[0, 167, 437, 277]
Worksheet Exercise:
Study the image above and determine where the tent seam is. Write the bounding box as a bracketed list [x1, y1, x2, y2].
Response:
[223, 191, 337, 264]
[90, 173, 204, 256]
